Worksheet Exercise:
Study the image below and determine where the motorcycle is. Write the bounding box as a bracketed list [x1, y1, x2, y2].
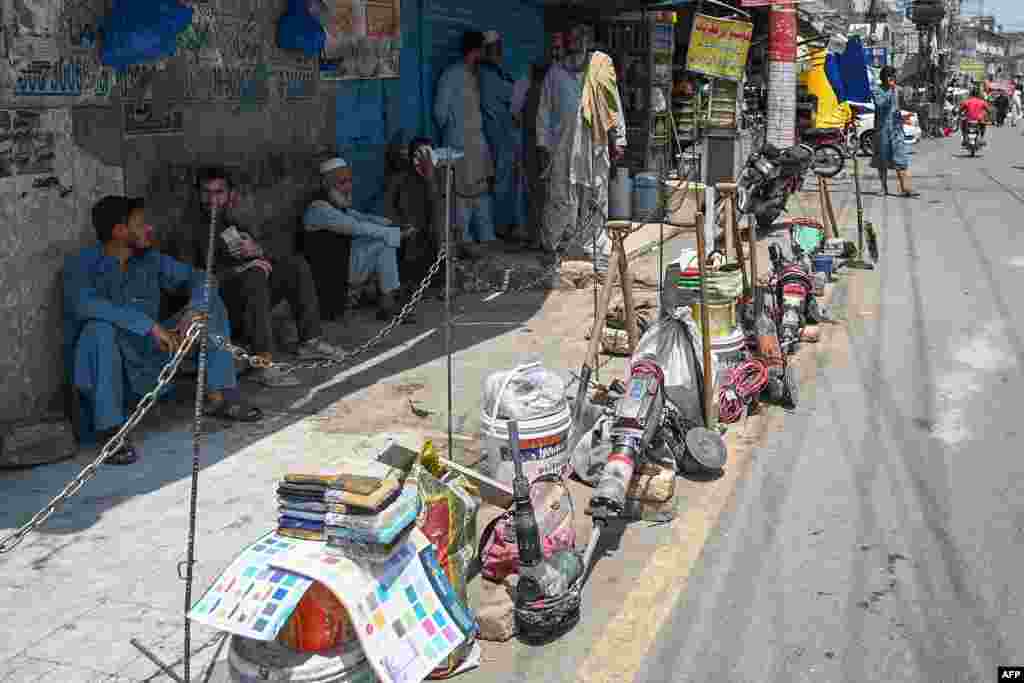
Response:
[800, 126, 849, 178]
[736, 142, 815, 231]
[962, 120, 982, 157]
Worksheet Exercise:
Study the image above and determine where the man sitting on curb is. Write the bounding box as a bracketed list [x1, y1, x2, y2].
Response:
[182, 166, 347, 388]
[64, 196, 263, 465]
[304, 157, 416, 322]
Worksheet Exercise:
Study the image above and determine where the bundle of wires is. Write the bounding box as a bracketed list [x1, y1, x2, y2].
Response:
[718, 358, 770, 424]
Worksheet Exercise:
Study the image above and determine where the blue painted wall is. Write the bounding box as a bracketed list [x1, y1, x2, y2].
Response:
[334, 0, 544, 213]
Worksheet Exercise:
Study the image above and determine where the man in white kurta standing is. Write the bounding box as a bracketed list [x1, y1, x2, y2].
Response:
[536, 24, 627, 273]
[434, 30, 495, 260]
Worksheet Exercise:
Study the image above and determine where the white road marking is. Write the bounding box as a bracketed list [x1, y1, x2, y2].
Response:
[288, 329, 437, 412]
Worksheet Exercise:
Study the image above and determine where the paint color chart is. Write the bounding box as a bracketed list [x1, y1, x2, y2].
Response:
[271, 529, 469, 683]
[187, 531, 314, 641]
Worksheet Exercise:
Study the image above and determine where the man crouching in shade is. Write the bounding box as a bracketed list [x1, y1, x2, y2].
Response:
[304, 157, 416, 322]
[181, 166, 348, 388]
[64, 196, 263, 465]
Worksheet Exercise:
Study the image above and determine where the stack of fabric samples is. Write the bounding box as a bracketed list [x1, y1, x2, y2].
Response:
[324, 479, 422, 563]
[277, 473, 334, 541]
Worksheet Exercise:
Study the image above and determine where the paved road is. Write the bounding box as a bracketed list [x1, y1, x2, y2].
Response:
[634, 131, 1024, 682]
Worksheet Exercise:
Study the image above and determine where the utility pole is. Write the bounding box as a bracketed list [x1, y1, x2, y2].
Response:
[765, 2, 798, 148]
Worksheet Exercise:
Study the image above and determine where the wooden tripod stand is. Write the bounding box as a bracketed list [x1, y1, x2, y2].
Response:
[585, 221, 639, 369]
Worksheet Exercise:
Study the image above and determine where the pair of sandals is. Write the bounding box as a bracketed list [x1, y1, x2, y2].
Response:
[101, 397, 263, 466]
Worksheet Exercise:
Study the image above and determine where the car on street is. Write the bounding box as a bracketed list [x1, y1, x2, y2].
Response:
[855, 108, 922, 155]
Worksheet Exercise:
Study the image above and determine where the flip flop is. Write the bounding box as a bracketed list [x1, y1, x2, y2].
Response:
[204, 399, 263, 422]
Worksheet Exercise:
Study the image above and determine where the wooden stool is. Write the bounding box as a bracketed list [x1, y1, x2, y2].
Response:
[585, 221, 639, 369]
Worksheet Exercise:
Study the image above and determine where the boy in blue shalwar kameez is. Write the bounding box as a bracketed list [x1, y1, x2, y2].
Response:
[64, 195, 262, 464]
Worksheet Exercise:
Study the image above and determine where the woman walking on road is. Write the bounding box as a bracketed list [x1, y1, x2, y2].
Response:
[871, 66, 920, 198]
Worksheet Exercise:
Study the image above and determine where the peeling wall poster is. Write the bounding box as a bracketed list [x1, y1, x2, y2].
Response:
[317, 0, 400, 80]
[0, 109, 56, 177]
[123, 102, 185, 138]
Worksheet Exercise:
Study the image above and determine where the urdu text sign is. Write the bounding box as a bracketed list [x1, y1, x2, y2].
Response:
[686, 14, 753, 82]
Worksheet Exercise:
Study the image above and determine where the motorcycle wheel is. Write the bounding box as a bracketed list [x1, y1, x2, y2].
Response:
[859, 130, 874, 157]
[970, 146, 976, 157]
[812, 144, 845, 178]
[757, 209, 781, 231]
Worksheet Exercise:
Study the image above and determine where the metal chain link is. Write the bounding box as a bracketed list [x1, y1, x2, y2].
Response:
[213, 248, 447, 374]
[0, 322, 204, 555]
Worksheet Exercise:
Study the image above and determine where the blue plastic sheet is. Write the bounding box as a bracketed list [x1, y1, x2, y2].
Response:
[277, 0, 326, 57]
[100, 0, 193, 70]
[838, 36, 872, 107]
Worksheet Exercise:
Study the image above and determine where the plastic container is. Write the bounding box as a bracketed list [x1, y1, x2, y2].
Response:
[480, 365, 572, 487]
[633, 172, 660, 220]
[480, 406, 573, 487]
[812, 254, 834, 279]
[711, 327, 747, 371]
[228, 632, 373, 682]
[690, 301, 737, 339]
[609, 167, 633, 220]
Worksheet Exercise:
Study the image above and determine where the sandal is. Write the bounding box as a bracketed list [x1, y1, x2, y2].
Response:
[204, 398, 264, 422]
[902, 191, 921, 198]
[99, 431, 139, 465]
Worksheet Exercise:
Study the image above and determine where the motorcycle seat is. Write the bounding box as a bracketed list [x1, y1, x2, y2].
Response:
[803, 128, 840, 137]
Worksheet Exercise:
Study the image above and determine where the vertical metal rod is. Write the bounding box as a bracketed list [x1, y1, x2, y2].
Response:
[445, 159, 454, 459]
[184, 204, 217, 682]
[592, 204, 599, 383]
[694, 211, 714, 429]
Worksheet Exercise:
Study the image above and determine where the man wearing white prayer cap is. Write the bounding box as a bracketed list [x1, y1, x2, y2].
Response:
[304, 156, 414, 322]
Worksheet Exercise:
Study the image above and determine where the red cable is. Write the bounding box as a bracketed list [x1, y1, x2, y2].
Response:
[718, 359, 770, 423]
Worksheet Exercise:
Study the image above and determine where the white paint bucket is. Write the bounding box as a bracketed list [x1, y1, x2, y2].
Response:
[480, 395, 573, 489]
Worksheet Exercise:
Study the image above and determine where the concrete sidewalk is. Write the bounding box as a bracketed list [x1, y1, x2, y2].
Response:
[0, 185, 849, 683]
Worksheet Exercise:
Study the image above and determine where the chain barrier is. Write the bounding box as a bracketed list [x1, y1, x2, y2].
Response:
[0, 174, 674, 556]
[0, 322, 203, 555]
[211, 248, 446, 374]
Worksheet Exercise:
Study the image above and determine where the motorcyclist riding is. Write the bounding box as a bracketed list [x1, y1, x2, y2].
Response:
[959, 88, 990, 142]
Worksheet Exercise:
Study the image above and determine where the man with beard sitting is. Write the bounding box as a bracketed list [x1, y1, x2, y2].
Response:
[303, 157, 415, 322]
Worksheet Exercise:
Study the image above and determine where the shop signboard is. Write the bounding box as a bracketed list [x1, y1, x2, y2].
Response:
[959, 59, 985, 81]
[686, 14, 753, 82]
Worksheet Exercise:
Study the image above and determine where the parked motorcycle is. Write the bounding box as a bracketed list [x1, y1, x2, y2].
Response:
[962, 120, 982, 157]
[736, 142, 815, 231]
[800, 126, 850, 178]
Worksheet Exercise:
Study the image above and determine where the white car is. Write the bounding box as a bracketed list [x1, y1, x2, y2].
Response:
[855, 109, 922, 155]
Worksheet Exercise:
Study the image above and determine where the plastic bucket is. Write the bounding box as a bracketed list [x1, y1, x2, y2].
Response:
[633, 172, 660, 219]
[812, 254, 834, 279]
[690, 301, 736, 339]
[229, 633, 373, 682]
[480, 405, 573, 487]
[609, 167, 633, 220]
[711, 327, 746, 371]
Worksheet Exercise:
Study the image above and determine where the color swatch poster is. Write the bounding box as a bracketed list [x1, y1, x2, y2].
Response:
[271, 529, 477, 683]
[187, 531, 314, 641]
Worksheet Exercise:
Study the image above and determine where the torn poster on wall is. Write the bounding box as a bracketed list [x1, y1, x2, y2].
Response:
[123, 102, 185, 138]
[0, 109, 56, 177]
[318, 0, 400, 81]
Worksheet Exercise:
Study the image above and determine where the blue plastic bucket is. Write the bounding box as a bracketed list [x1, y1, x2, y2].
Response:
[812, 254, 834, 279]
[633, 172, 659, 219]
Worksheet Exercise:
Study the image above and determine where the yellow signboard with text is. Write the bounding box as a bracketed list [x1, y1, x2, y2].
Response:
[686, 14, 753, 82]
